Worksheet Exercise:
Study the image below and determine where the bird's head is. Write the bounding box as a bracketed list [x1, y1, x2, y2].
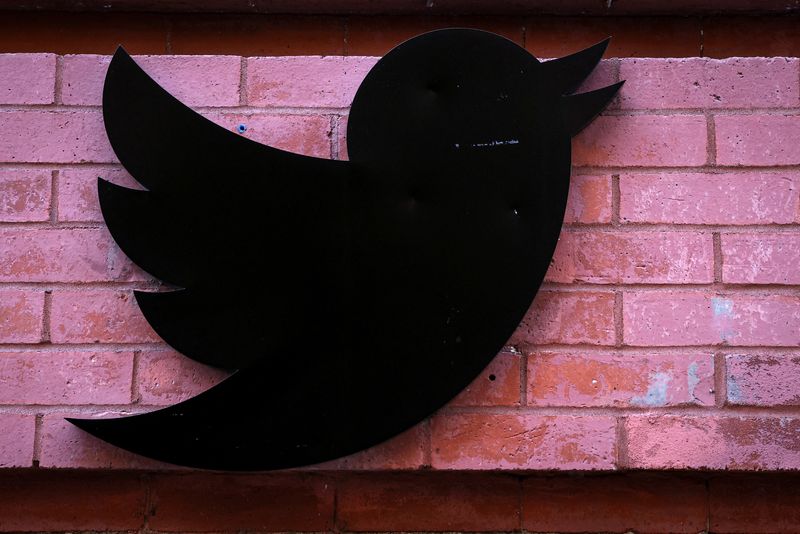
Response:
[347, 28, 622, 166]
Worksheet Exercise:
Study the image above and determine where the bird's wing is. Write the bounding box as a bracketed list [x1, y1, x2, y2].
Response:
[101, 48, 350, 369]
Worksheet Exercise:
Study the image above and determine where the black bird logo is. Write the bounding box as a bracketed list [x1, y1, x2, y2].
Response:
[68, 29, 622, 470]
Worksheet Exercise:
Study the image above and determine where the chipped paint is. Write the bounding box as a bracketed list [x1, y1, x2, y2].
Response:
[727, 374, 742, 403]
[711, 297, 736, 342]
[687, 361, 701, 401]
[631, 371, 673, 407]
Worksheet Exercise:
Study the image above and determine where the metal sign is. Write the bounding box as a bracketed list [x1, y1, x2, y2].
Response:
[68, 28, 622, 470]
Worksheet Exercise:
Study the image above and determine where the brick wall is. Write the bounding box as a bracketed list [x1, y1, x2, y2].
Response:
[1, 51, 800, 531]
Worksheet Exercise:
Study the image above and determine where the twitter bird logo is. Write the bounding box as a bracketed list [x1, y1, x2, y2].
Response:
[68, 28, 623, 470]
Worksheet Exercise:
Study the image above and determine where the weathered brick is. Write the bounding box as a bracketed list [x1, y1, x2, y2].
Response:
[207, 111, 332, 158]
[510, 290, 616, 349]
[309, 424, 427, 471]
[546, 230, 714, 284]
[564, 174, 612, 224]
[0, 351, 134, 405]
[149, 473, 334, 531]
[246, 56, 377, 108]
[50, 290, 161, 344]
[61, 54, 242, 106]
[137, 349, 229, 405]
[58, 166, 141, 222]
[726, 353, 800, 406]
[722, 233, 800, 284]
[0, 53, 56, 104]
[620, 171, 800, 225]
[573, 115, 708, 167]
[710, 475, 800, 533]
[0, 414, 34, 467]
[39, 413, 178, 470]
[0, 228, 147, 283]
[449, 351, 521, 407]
[0, 289, 44, 343]
[0, 168, 51, 222]
[716, 114, 800, 166]
[0, 110, 114, 163]
[523, 474, 708, 534]
[618, 58, 800, 109]
[430, 413, 616, 470]
[528, 351, 714, 407]
[337, 473, 519, 531]
[623, 291, 800, 347]
[624, 415, 800, 470]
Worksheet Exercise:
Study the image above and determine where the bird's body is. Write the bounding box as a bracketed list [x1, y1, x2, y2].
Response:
[69, 29, 622, 470]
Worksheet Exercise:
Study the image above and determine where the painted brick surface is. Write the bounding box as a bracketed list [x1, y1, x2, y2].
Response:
[1, 52, 799, 476]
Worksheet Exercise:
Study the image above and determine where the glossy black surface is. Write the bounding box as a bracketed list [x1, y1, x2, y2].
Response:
[68, 29, 622, 470]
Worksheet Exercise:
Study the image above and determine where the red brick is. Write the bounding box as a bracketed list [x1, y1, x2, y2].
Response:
[564, 174, 612, 224]
[309, 424, 427, 470]
[725, 353, 800, 406]
[39, 413, 177, 469]
[449, 350, 521, 407]
[623, 291, 800, 347]
[0, 471, 146, 531]
[207, 111, 333, 158]
[620, 171, 800, 225]
[430, 413, 616, 470]
[0, 53, 56, 104]
[722, 233, 800, 284]
[0, 110, 114, 163]
[0, 289, 44, 343]
[50, 290, 161, 344]
[710, 475, 800, 533]
[149, 473, 334, 531]
[62, 54, 241, 106]
[704, 15, 800, 58]
[0, 414, 34, 468]
[337, 473, 519, 531]
[0, 168, 51, 222]
[0, 228, 147, 283]
[522, 474, 708, 533]
[528, 351, 714, 407]
[624, 415, 800, 470]
[137, 349, 229, 405]
[58, 166, 141, 222]
[618, 58, 799, 109]
[716, 114, 800, 166]
[546, 230, 714, 284]
[0, 351, 134, 405]
[510, 290, 616, 350]
[246, 56, 377, 108]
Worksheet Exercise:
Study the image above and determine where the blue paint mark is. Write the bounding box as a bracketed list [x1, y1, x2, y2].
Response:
[727, 375, 742, 402]
[236, 123, 248, 134]
[711, 297, 735, 342]
[631, 371, 672, 407]
[712, 297, 733, 317]
[687, 361, 700, 401]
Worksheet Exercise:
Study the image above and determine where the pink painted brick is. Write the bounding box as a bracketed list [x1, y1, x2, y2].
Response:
[0, 290, 44, 343]
[208, 112, 332, 158]
[0, 168, 51, 222]
[0, 110, 114, 163]
[722, 233, 800, 284]
[716, 115, 800, 166]
[247, 56, 377, 108]
[623, 291, 800, 347]
[430, 413, 616, 470]
[573, 115, 708, 167]
[58, 167, 141, 222]
[39, 413, 180, 469]
[564, 175, 612, 224]
[0, 54, 56, 104]
[61, 54, 241, 106]
[528, 351, 714, 407]
[726, 353, 800, 406]
[337, 114, 350, 160]
[0, 414, 34, 467]
[309, 424, 427, 471]
[0, 228, 147, 283]
[0, 351, 134, 405]
[625, 415, 800, 470]
[546, 230, 714, 284]
[618, 58, 800, 109]
[620, 172, 799, 225]
[449, 351, 521, 407]
[510, 291, 616, 349]
[50, 290, 161, 344]
[137, 349, 229, 405]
